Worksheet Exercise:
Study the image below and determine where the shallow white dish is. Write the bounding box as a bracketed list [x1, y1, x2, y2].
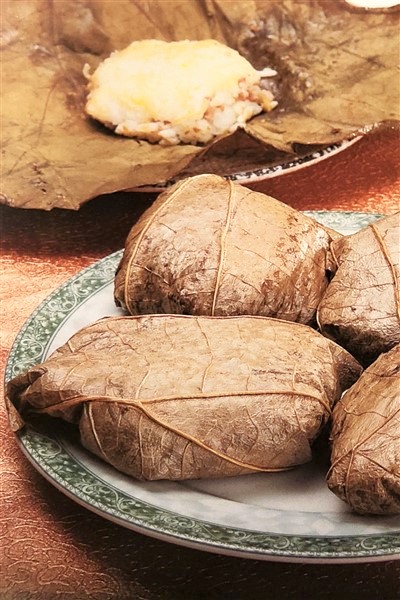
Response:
[5, 210, 400, 564]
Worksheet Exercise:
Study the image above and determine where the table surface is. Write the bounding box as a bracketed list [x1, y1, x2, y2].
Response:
[1, 126, 399, 600]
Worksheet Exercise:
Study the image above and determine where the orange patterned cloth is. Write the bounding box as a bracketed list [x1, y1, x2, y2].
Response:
[1, 127, 399, 599]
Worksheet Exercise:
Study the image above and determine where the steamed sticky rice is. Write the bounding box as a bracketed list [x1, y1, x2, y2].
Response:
[84, 39, 277, 145]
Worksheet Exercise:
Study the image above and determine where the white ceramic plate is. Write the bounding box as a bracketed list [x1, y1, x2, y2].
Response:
[132, 138, 360, 191]
[5, 211, 400, 564]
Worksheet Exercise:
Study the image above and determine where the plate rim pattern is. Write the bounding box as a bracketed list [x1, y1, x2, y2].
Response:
[132, 138, 361, 191]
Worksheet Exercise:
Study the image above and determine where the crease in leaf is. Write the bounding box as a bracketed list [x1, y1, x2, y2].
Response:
[31, 388, 331, 472]
[369, 222, 400, 322]
[31, 388, 332, 415]
[211, 180, 236, 315]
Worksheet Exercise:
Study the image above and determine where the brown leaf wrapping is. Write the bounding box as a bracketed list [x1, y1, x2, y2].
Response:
[114, 175, 335, 325]
[6, 315, 361, 481]
[1, 0, 399, 209]
[327, 344, 400, 515]
[317, 212, 400, 366]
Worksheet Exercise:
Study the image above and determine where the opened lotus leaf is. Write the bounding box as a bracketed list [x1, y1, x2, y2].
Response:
[2, 0, 399, 209]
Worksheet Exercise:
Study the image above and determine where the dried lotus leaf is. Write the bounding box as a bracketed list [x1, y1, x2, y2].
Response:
[327, 344, 400, 515]
[114, 175, 336, 325]
[1, 0, 399, 209]
[6, 315, 362, 481]
[317, 212, 400, 366]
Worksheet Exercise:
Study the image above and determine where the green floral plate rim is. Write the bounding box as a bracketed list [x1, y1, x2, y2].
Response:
[5, 210, 400, 564]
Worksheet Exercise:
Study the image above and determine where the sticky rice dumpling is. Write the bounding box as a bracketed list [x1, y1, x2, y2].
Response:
[327, 344, 400, 515]
[114, 174, 336, 325]
[6, 314, 361, 481]
[317, 212, 400, 366]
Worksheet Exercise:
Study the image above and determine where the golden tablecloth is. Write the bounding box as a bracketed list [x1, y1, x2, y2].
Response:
[1, 127, 399, 599]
